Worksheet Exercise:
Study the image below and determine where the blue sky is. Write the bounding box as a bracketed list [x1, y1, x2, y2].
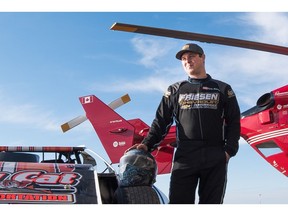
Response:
[1, 9, 288, 206]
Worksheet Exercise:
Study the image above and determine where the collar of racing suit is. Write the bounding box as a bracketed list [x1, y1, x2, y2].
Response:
[188, 74, 211, 84]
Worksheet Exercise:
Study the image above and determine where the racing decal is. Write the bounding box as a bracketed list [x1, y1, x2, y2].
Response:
[202, 86, 220, 92]
[0, 162, 83, 204]
[0, 146, 85, 153]
[178, 93, 220, 110]
[0, 193, 74, 203]
[227, 89, 236, 98]
[15, 162, 75, 173]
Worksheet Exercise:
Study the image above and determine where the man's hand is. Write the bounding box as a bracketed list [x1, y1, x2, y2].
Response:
[124, 143, 148, 154]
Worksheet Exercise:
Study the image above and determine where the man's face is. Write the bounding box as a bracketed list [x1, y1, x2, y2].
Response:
[181, 52, 205, 78]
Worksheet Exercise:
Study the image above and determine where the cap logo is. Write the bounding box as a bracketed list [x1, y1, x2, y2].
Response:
[183, 44, 190, 50]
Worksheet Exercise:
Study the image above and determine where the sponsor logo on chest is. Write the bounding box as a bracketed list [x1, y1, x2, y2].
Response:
[178, 93, 220, 109]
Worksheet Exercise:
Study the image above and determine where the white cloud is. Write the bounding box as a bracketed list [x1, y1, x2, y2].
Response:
[91, 66, 185, 93]
[242, 13, 288, 44]
[0, 91, 60, 131]
[89, 37, 185, 93]
[131, 36, 178, 69]
[208, 13, 288, 109]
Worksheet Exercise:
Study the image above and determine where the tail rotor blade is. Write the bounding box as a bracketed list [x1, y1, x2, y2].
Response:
[108, 93, 131, 110]
[61, 115, 88, 133]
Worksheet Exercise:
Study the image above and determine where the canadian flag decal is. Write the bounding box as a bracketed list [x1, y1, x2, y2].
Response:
[82, 96, 93, 104]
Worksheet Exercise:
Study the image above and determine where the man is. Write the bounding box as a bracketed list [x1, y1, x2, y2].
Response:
[126, 43, 240, 204]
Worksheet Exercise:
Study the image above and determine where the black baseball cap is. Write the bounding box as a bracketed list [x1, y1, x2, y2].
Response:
[176, 43, 204, 60]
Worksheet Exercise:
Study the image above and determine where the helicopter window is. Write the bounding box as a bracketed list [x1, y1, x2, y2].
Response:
[256, 141, 283, 157]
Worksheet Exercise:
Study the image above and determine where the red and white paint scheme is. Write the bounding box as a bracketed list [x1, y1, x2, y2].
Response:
[241, 85, 288, 176]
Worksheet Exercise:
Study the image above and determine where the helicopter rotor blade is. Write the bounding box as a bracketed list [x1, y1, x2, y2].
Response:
[61, 115, 87, 133]
[61, 94, 131, 133]
[110, 22, 288, 56]
[108, 93, 131, 110]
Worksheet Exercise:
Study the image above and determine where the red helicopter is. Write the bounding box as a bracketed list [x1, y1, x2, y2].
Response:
[61, 93, 175, 174]
[62, 22, 288, 178]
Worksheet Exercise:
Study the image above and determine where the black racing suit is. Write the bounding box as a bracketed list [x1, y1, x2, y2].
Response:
[142, 74, 240, 204]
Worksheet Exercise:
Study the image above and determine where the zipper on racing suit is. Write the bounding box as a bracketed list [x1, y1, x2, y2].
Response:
[197, 83, 204, 140]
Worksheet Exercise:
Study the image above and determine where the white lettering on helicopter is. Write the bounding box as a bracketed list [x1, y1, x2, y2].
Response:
[275, 91, 288, 97]
[277, 105, 283, 110]
[110, 120, 122, 124]
[273, 160, 287, 174]
[113, 141, 126, 147]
